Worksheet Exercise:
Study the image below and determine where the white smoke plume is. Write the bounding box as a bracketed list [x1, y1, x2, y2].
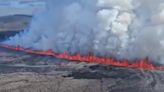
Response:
[4, 0, 164, 64]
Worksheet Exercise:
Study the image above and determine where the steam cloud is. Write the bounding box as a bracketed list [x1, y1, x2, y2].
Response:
[4, 0, 164, 64]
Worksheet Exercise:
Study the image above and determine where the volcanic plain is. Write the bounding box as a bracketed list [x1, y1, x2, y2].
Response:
[0, 15, 163, 92]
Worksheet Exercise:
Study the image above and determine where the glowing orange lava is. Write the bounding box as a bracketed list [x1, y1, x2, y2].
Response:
[0, 44, 164, 70]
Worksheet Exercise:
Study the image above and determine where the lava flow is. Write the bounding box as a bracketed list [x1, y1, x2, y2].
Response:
[0, 44, 163, 71]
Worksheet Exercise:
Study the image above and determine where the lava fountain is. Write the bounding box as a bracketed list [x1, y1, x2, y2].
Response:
[2, 0, 164, 70]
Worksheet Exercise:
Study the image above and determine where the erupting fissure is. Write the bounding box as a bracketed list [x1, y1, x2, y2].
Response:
[0, 44, 164, 71]
[3, 0, 164, 71]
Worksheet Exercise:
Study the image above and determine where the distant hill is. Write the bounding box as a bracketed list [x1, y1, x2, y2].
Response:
[0, 15, 32, 32]
[0, 15, 32, 40]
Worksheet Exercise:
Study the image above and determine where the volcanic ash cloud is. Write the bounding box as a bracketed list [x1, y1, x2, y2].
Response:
[4, 0, 164, 64]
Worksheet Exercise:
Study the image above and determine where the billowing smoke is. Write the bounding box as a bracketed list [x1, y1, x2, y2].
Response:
[4, 0, 164, 64]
